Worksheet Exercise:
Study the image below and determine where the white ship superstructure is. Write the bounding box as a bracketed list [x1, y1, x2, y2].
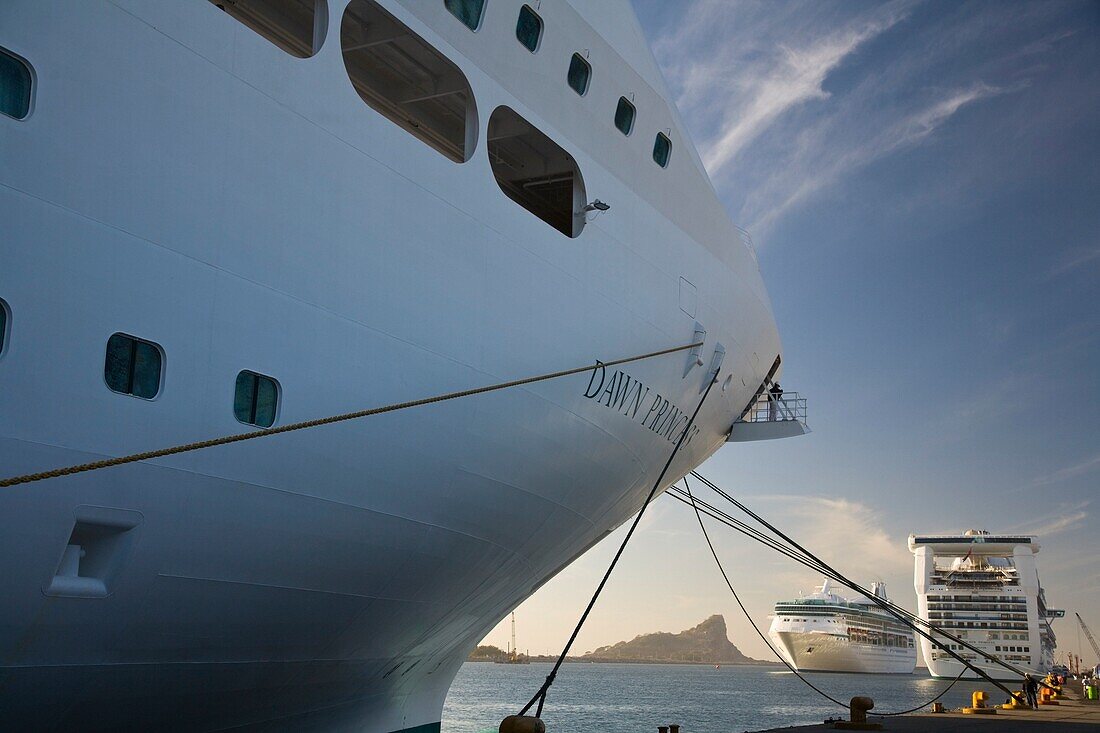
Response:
[768, 580, 917, 674]
[910, 530, 1061, 680]
[0, 1, 800, 731]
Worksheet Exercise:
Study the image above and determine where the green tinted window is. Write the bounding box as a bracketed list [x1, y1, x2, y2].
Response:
[614, 97, 635, 136]
[516, 6, 542, 53]
[234, 370, 279, 427]
[567, 53, 591, 96]
[105, 334, 162, 399]
[444, 0, 485, 31]
[0, 48, 32, 120]
[653, 132, 672, 168]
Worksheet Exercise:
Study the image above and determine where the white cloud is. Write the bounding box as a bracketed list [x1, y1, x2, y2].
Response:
[702, 19, 902, 175]
[647, 0, 1039, 240]
[1049, 247, 1100, 278]
[744, 82, 1007, 234]
[893, 83, 1004, 147]
[749, 494, 912, 583]
[1008, 500, 1090, 536]
[1033, 454, 1100, 486]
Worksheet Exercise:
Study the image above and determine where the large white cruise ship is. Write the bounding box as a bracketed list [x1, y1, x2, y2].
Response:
[0, 1, 799, 731]
[769, 580, 917, 674]
[910, 530, 1061, 680]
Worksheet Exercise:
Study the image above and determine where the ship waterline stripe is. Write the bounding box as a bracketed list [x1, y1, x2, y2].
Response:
[389, 724, 440, 733]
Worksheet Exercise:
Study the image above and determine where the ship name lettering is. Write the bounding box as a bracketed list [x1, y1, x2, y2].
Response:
[582, 362, 700, 445]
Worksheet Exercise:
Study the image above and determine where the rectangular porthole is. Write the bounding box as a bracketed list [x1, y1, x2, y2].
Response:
[488, 106, 587, 238]
[444, 0, 485, 31]
[104, 333, 163, 399]
[0, 47, 33, 120]
[615, 96, 635, 136]
[207, 0, 326, 58]
[567, 53, 591, 96]
[516, 5, 542, 53]
[653, 131, 672, 167]
[234, 370, 279, 427]
[342, 0, 477, 163]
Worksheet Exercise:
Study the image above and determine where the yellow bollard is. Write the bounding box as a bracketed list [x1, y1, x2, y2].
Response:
[832, 696, 883, 730]
[1039, 687, 1060, 706]
[962, 690, 997, 715]
[1002, 692, 1028, 710]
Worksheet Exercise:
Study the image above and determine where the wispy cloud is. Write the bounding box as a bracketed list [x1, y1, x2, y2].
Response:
[1033, 453, 1100, 487]
[648, 0, 1046, 240]
[751, 494, 912, 581]
[744, 82, 1007, 233]
[702, 15, 905, 175]
[893, 83, 1006, 147]
[1049, 247, 1100, 279]
[1008, 500, 1089, 536]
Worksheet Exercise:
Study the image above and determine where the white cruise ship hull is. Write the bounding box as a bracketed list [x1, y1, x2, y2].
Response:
[770, 631, 917, 675]
[0, 0, 782, 730]
[924, 659, 1043, 681]
[910, 532, 1058, 683]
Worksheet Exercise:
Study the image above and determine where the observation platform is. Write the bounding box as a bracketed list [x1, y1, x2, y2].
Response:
[726, 391, 809, 442]
[749, 681, 1100, 732]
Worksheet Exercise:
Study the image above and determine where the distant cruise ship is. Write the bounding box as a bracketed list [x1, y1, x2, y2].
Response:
[769, 580, 917, 674]
[910, 530, 1061, 680]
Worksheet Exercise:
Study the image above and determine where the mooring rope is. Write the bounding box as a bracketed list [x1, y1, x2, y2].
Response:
[680, 477, 968, 716]
[689, 470, 1031, 694]
[0, 340, 703, 489]
[516, 369, 721, 720]
[681, 471, 1021, 703]
[680, 479, 850, 711]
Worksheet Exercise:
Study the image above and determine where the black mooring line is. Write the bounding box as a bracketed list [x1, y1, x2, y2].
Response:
[517, 368, 721, 719]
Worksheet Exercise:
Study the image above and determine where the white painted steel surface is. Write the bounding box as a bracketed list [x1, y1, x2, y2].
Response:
[768, 582, 917, 675]
[770, 631, 918, 675]
[0, 1, 781, 730]
[910, 532, 1056, 681]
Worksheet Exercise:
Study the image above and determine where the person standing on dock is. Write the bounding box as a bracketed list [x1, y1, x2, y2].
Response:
[1024, 674, 1039, 709]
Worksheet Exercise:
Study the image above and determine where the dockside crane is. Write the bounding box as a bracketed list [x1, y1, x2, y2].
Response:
[1076, 612, 1100, 666]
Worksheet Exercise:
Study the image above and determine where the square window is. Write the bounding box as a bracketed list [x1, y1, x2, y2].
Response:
[516, 5, 542, 53]
[0, 47, 33, 120]
[653, 132, 672, 167]
[614, 96, 635, 136]
[567, 53, 591, 96]
[445, 0, 485, 31]
[234, 370, 279, 428]
[104, 334, 162, 399]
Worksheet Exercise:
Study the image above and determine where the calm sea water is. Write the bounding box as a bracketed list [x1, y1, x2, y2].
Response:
[442, 662, 995, 732]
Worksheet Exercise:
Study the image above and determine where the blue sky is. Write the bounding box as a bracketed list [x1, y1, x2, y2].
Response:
[482, 1, 1100, 666]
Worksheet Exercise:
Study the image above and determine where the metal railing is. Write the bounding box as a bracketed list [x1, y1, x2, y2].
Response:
[740, 391, 807, 424]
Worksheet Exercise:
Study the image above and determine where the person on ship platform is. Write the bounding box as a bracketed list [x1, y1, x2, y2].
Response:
[768, 382, 783, 421]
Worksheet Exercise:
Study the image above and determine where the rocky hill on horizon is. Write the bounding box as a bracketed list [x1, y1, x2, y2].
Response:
[581, 615, 766, 665]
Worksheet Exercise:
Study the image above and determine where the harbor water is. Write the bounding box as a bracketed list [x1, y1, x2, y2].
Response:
[442, 662, 998, 732]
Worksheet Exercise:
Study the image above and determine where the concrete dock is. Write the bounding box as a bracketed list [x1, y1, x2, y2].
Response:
[751, 682, 1100, 732]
